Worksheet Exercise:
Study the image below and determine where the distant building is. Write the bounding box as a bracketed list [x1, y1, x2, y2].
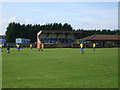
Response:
[16, 38, 30, 44]
[37, 30, 81, 48]
[0, 35, 6, 45]
[37, 30, 81, 44]
[77, 35, 120, 48]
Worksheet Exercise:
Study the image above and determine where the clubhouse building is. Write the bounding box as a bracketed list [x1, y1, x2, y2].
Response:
[77, 35, 120, 48]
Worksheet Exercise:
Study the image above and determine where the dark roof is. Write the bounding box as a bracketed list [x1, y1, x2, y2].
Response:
[78, 35, 120, 41]
[41, 30, 81, 34]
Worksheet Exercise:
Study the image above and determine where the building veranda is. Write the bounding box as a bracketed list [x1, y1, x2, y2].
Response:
[77, 35, 120, 48]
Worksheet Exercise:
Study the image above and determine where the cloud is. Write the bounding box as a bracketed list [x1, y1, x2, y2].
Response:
[1, 17, 32, 35]
[8, 17, 16, 22]
[1, 17, 15, 35]
[1, 2, 118, 35]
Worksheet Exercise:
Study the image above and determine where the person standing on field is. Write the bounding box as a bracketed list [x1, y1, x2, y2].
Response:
[93, 42, 96, 51]
[38, 43, 43, 51]
[30, 44, 33, 50]
[80, 43, 84, 54]
[16, 44, 20, 52]
[0, 44, 3, 52]
[7, 43, 10, 54]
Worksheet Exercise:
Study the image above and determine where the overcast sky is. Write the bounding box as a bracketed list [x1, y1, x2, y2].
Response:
[0, 2, 118, 35]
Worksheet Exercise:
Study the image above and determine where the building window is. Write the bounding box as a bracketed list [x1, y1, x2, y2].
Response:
[106, 41, 113, 44]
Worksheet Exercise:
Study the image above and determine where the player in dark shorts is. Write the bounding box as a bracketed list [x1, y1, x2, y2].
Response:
[30, 44, 33, 50]
[16, 44, 20, 52]
[38, 43, 43, 51]
[0, 44, 3, 52]
[7, 43, 10, 54]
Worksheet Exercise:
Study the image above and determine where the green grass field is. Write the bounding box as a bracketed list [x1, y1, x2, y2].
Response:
[2, 48, 118, 88]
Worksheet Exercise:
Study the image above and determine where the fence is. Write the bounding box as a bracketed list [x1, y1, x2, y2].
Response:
[3, 43, 80, 48]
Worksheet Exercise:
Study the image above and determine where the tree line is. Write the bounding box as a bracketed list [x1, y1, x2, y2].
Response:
[6, 22, 119, 43]
[76, 29, 120, 39]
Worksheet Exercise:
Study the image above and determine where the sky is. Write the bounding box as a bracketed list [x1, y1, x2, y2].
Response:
[0, 1, 118, 35]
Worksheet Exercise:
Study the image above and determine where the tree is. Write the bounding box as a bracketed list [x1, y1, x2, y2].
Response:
[6, 22, 16, 43]
[6, 22, 119, 43]
[62, 23, 73, 31]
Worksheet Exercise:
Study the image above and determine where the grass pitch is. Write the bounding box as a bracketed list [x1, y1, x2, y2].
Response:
[2, 48, 118, 88]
